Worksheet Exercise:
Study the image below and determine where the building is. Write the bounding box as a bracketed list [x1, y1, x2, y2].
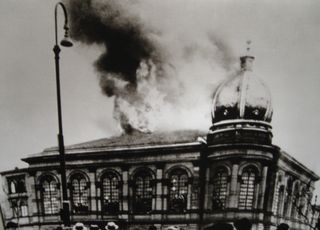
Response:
[1, 54, 319, 230]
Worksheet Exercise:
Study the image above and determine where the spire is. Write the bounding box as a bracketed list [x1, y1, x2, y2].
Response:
[240, 40, 255, 71]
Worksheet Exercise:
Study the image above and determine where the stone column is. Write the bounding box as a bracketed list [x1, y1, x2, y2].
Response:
[122, 168, 129, 214]
[192, 165, 200, 210]
[95, 180, 101, 216]
[163, 178, 168, 211]
[228, 164, 239, 208]
[155, 166, 163, 211]
[28, 172, 39, 223]
[259, 166, 268, 209]
[187, 180, 192, 210]
[203, 167, 210, 210]
[88, 168, 97, 216]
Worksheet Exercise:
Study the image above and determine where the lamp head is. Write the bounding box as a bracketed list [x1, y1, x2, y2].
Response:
[60, 37, 73, 47]
[60, 26, 73, 47]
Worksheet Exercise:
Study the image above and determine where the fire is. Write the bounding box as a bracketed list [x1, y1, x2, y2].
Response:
[66, 0, 235, 134]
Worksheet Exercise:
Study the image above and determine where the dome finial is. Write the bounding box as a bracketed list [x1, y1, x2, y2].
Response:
[240, 40, 254, 71]
[246, 40, 252, 53]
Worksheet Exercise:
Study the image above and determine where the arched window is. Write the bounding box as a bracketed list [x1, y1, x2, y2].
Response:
[168, 168, 189, 212]
[10, 181, 16, 194]
[238, 166, 257, 210]
[41, 176, 60, 214]
[20, 200, 28, 217]
[102, 172, 120, 214]
[133, 170, 153, 213]
[276, 186, 285, 215]
[70, 174, 89, 213]
[212, 167, 228, 210]
[282, 178, 293, 217]
[299, 186, 307, 219]
[11, 199, 28, 217]
[290, 183, 300, 219]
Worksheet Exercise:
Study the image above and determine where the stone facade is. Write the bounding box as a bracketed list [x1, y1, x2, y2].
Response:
[1, 129, 318, 230]
[1, 55, 318, 230]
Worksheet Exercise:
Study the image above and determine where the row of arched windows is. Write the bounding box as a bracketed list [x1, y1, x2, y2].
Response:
[38, 168, 191, 215]
[273, 176, 310, 220]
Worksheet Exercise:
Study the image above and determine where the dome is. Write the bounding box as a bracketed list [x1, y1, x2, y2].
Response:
[212, 56, 273, 124]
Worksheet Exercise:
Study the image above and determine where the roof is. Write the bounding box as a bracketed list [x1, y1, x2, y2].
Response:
[279, 150, 320, 181]
[26, 130, 207, 158]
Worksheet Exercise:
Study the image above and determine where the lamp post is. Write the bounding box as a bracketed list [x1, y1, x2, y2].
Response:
[53, 2, 73, 227]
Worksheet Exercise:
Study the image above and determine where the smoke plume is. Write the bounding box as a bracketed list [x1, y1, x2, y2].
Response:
[66, 0, 236, 134]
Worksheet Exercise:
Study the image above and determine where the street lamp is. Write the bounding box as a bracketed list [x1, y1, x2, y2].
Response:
[53, 2, 73, 227]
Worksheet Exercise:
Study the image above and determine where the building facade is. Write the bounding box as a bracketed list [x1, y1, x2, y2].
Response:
[1, 55, 319, 230]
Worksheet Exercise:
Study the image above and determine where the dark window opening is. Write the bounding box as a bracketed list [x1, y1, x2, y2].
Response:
[212, 167, 228, 210]
[70, 174, 89, 214]
[168, 168, 189, 213]
[133, 170, 153, 213]
[102, 172, 120, 214]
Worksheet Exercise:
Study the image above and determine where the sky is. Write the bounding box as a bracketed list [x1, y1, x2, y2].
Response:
[0, 0, 320, 190]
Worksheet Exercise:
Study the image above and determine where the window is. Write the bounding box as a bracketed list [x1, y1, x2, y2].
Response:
[238, 166, 257, 210]
[102, 172, 120, 214]
[290, 183, 300, 219]
[10, 181, 16, 194]
[11, 199, 28, 217]
[212, 167, 228, 210]
[16, 180, 26, 193]
[283, 178, 293, 217]
[168, 168, 189, 212]
[70, 174, 89, 213]
[41, 176, 60, 215]
[276, 186, 285, 215]
[8, 178, 26, 194]
[20, 200, 28, 217]
[133, 170, 153, 213]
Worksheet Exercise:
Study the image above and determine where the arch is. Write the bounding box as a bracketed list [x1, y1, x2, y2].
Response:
[69, 173, 90, 213]
[67, 170, 90, 182]
[97, 168, 122, 182]
[101, 170, 121, 214]
[238, 165, 258, 210]
[211, 166, 229, 210]
[167, 167, 190, 212]
[165, 165, 193, 179]
[238, 163, 261, 176]
[131, 167, 156, 180]
[40, 174, 60, 215]
[37, 172, 60, 185]
[131, 169, 154, 213]
[211, 164, 232, 177]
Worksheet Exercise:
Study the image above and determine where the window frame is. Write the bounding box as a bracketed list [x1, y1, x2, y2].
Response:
[69, 173, 90, 214]
[132, 170, 154, 214]
[238, 166, 257, 210]
[40, 175, 60, 215]
[212, 167, 229, 210]
[101, 171, 121, 215]
[168, 168, 189, 213]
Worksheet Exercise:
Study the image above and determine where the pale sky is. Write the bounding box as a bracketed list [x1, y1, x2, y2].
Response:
[0, 0, 320, 191]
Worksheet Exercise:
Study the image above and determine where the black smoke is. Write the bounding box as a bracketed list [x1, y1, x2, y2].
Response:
[67, 0, 162, 96]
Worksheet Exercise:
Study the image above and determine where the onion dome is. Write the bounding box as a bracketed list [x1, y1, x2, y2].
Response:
[208, 47, 273, 146]
[212, 55, 273, 124]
